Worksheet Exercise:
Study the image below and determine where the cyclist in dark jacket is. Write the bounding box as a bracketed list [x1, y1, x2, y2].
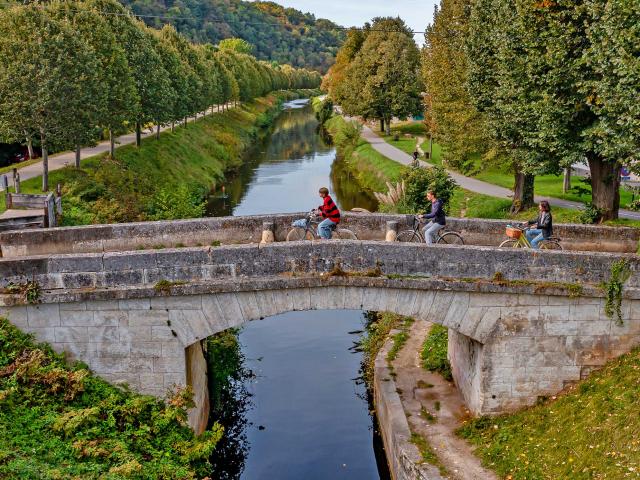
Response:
[418, 190, 445, 244]
[525, 200, 553, 249]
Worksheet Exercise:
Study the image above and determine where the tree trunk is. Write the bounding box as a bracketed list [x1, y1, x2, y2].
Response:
[511, 169, 535, 214]
[562, 167, 571, 194]
[428, 135, 433, 160]
[25, 133, 34, 159]
[171, 122, 175, 133]
[184, 116, 187, 126]
[587, 153, 620, 221]
[41, 133, 48, 192]
[135, 121, 141, 147]
[109, 130, 115, 158]
[384, 115, 391, 136]
[156, 124, 160, 140]
[380, 118, 385, 133]
[75, 145, 81, 168]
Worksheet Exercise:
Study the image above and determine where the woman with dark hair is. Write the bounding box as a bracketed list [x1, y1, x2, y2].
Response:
[525, 200, 553, 249]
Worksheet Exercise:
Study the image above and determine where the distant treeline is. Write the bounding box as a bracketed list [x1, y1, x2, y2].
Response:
[120, 0, 345, 73]
[0, 0, 322, 189]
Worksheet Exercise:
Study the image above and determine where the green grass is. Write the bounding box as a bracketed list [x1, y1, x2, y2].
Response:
[458, 346, 640, 480]
[420, 324, 452, 381]
[3, 91, 308, 224]
[0, 317, 222, 479]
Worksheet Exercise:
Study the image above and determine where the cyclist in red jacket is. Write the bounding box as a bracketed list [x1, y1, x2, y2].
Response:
[316, 187, 340, 239]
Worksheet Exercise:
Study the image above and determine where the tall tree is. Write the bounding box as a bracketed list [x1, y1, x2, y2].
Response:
[329, 18, 422, 134]
[0, 5, 100, 190]
[423, 0, 493, 174]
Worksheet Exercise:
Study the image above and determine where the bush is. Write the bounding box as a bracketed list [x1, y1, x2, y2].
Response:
[579, 202, 602, 224]
[400, 166, 457, 214]
[313, 98, 334, 126]
[148, 184, 206, 221]
[421, 325, 452, 381]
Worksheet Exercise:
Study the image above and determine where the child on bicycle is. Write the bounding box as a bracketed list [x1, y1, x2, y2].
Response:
[316, 187, 341, 239]
[525, 200, 553, 249]
[418, 190, 445, 244]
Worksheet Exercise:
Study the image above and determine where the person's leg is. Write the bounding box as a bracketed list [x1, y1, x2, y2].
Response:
[525, 228, 541, 245]
[317, 218, 336, 239]
[531, 232, 545, 249]
[422, 221, 434, 243]
[424, 222, 444, 244]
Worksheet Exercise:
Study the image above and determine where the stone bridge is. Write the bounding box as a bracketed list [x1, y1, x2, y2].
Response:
[0, 214, 639, 432]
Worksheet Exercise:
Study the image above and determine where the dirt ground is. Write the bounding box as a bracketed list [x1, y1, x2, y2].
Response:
[391, 320, 498, 480]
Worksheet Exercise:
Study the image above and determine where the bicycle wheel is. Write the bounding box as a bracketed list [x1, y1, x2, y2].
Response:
[396, 230, 423, 243]
[286, 227, 314, 241]
[540, 240, 563, 251]
[334, 229, 358, 240]
[437, 232, 464, 245]
[499, 239, 523, 248]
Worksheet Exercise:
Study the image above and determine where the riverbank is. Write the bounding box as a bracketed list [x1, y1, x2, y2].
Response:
[1, 90, 318, 225]
[0, 318, 222, 479]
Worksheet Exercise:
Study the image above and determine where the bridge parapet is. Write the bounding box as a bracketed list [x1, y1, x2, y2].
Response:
[0, 213, 638, 257]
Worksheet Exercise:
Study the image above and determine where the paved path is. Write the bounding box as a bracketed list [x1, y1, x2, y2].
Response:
[361, 125, 640, 221]
[1, 105, 233, 192]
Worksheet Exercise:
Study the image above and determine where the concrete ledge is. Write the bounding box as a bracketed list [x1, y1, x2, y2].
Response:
[1, 212, 638, 257]
[374, 335, 444, 480]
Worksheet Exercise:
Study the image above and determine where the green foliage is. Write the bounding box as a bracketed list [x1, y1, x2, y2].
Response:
[148, 184, 206, 221]
[218, 37, 254, 55]
[420, 325, 452, 381]
[602, 260, 632, 326]
[121, 0, 344, 72]
[312, 98, 334, 126]
[326, 18, 423, 130]
[400, 166, 457, 214]
[423, 0, 493, 173]
[458, 346, 640, 480]
[0, 317, 222, 478]
[358, 312, 404, 387]
[579, 203, 603, 225]
[3, 281, 41, 305]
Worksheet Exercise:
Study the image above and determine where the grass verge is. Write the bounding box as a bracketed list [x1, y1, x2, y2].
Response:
[458, 346, 640, 480]
[420, 324, 452, 381]
[0, 317, 222, 479]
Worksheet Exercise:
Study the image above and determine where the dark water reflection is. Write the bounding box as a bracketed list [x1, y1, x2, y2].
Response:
[206, 100, 388, 480]
[206, 101, 378, 217]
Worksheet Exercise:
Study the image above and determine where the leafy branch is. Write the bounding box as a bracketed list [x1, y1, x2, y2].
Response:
[602, 260, 632, 325]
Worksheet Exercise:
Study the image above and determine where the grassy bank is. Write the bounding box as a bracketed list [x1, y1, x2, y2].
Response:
[0, 318, 221, 479]
[3, 90, 317, 225]
[458, 346, 640, 480]
[325, 116, 404, 194]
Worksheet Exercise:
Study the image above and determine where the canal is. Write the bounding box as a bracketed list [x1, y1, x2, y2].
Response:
[206, 99, 389, 479]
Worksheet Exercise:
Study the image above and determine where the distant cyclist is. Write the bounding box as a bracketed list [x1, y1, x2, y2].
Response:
[417, 189, 445, 244]
[316, 187, 341, 239]
[525, 200, 553, 249]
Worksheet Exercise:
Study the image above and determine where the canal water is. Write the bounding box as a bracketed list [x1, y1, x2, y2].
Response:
[206, 99, 389, 479]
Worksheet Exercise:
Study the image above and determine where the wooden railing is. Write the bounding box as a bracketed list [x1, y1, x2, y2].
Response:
[1, 175, 62, 231]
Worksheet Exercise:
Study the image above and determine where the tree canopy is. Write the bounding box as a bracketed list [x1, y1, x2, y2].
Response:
[120, 0, 344, 73]
[0, 0, 321, 190]
[324, 17, 423, 134]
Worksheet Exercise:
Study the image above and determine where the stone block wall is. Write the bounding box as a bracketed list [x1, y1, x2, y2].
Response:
[448, 330, 483, 413]
[1, 212, 638, 257]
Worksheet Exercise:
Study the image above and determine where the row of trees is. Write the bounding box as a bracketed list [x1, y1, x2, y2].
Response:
[423, 0, 640, 220]
[322, 18, 423, 135]
[0, 0, 321, 191]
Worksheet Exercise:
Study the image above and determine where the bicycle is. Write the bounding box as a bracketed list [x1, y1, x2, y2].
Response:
[499, 224, 563, 250]
[395, 215, 464, 245]
[286, 211, 358, 241]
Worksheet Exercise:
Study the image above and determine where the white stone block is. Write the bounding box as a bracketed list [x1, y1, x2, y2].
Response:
[121, 326, 153, 342]
[93, 310, 128, 328]
[128, 310, 169, 326]
[119, 299, 150, 310]
[27, 304, 61, 328]
[60, 310, 95, 327]
[235, 291, 261, 321]
[54, 326, 88, 343]
[150, 295, 203, 310]
[292, 287, 312, 311]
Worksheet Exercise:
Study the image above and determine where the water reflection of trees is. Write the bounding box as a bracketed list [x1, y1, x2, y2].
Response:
[330, 157, 379, 212]
[206, 330, 253, 480]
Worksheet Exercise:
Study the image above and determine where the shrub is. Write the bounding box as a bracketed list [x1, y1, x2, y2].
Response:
[579, 202, 602, 224]
[400, 166, 457, 214]
[148, 184, 206, 220]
